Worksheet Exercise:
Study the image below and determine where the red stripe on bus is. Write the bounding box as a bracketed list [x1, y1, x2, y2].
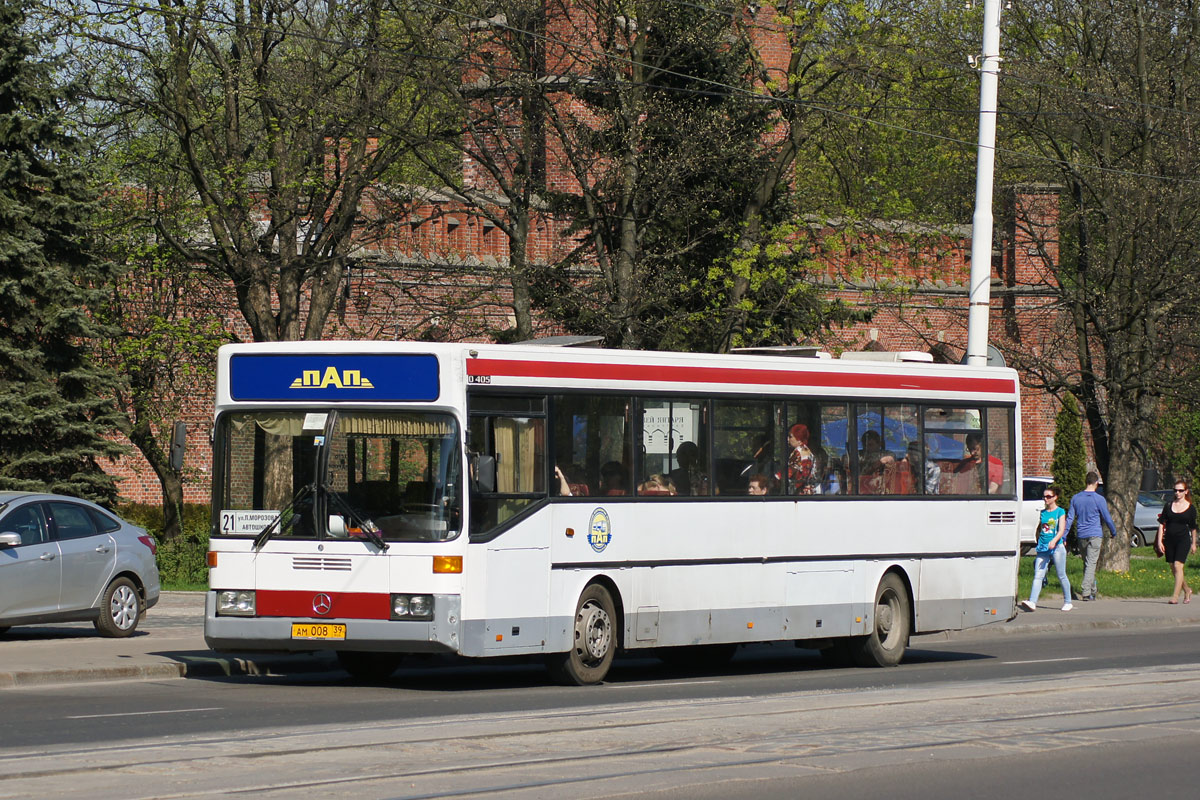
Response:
[256, 590, 390, 620]
[465, 358, 1016, 395]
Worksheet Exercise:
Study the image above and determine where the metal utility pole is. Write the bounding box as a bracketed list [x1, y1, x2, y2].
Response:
[966, 0, 1002, 366]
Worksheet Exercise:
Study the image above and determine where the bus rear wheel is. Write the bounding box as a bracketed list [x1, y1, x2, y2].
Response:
[852, 573, 910, 667]
[546, 584, 616, 685]
[337, 651, 403, 682]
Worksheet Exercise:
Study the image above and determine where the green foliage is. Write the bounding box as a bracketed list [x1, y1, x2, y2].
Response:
[0, 1, 124, 503]
[119, 503, 210, 588]
[676, 218, 873, 351]
[1051, 394, 1088, 506]
[1153, 402, 1200, 486]
[1017, 548, 1200, 599]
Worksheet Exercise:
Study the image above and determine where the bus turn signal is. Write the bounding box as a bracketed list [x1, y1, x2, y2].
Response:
[433, 555, 463, 573]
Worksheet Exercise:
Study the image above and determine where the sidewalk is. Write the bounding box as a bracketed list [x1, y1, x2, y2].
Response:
[3, 591, 1200, 689]
[0, 592, 336, 689]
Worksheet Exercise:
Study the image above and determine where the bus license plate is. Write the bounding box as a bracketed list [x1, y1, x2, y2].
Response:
[291, 623, 346, 640]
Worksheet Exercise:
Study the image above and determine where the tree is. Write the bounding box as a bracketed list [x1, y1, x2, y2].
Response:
[0, 0, 123, 503]
[50, 0, 445, 507]
[1050, 393, 1087, 510]
[92, 178, 228, 539]
[1000, 0, 1200, 571]
[398, 0, 550, 343]
[54, 0, 437, 344]
[514, 0, 888, 351]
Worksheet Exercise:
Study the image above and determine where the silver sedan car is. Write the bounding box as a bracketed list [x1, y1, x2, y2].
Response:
[1131, 489, 1172, 548]
[0, 492, 160, 637]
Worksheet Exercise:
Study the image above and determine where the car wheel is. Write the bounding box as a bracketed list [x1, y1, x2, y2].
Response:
[1129, 530, 1145, 548]
[94, 577, 141, 638]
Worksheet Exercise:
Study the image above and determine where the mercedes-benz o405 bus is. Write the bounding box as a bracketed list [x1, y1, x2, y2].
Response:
[204, 341, 1021, 684]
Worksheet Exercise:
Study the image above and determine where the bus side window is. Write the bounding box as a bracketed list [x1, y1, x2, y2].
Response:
[467, 396, 547, 536]
[640, 398, 709, 496]
[713, 399, 774, 496]
[552, 394, 632, 499]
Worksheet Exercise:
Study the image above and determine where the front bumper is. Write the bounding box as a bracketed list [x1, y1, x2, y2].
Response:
[203, 591, 462, 654]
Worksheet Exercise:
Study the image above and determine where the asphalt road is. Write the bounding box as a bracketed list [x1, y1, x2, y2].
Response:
[3, 625, 1200, 798]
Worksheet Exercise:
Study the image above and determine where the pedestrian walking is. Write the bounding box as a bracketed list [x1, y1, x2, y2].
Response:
[1155, 479, 1196, 605]
[1063, 471, 1116, 601]
[1020, 484, 1072, 612]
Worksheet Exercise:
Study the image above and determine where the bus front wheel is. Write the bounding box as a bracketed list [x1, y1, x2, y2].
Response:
[545, 584, 616, 685]
[852, 573, 910, 668]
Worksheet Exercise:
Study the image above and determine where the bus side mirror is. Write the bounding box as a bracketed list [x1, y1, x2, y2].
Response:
[474, 454, 496, 493]
[169, 422, 187, 471]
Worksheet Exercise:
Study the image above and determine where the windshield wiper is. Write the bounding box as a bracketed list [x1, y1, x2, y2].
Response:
[253, 483, 313, 551]
[324, 486, 389, 552]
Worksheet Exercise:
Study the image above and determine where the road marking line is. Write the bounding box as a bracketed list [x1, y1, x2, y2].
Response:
[67, 707, 222, 719]
[1005, 657, 1088, 665]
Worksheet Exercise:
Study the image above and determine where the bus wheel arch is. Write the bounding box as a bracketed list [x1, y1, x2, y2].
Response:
[852, 569, 913, 668]
[545, 579, 622, 686]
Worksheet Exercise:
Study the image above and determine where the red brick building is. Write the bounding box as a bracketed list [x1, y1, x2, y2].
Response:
[102, 5, 1073, 505]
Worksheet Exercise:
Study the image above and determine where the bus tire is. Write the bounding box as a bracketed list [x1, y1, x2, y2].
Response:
[337, 651, 403, 682]
[852, 572, 910, 668]
[545, 584, 617, 685]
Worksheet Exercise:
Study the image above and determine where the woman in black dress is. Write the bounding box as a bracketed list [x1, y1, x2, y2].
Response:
[1155, 480, 1197, 604]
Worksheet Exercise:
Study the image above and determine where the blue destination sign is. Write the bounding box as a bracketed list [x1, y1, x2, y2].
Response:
[229, 354, 440, 402]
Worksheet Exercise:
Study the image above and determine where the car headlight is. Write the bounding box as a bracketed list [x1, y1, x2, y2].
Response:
[391, 593, 433, 620]
[217, 590, 256, 616]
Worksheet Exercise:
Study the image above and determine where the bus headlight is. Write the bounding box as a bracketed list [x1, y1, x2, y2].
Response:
[391, 594, 433, 620]
[217, 590, 256, 616]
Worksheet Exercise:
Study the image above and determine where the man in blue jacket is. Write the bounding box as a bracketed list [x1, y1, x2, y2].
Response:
[1065, 471, 1116, 601]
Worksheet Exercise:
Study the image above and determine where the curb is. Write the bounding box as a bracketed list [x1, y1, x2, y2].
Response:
[0, 652, 339, 689]
[918, 614, 1200, 641]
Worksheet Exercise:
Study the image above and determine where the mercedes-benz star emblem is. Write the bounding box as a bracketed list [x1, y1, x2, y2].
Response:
[312, 593, 333, 615]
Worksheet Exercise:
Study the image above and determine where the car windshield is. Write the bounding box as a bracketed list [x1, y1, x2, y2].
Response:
[214, 410, 462, 542]
[1138, 490, 1171, 507]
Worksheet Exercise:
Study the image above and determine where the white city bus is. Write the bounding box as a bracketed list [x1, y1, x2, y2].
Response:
[204, 341, 1021, 684]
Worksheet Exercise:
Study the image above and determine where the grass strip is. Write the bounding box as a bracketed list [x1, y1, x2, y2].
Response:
[1017, 546, 1200, 600]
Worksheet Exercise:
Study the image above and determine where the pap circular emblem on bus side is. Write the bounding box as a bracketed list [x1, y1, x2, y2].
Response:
[588, 508, 611, 552]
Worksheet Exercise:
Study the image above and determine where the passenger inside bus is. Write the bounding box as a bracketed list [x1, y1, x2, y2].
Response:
[554, 464, 589, 497]
[669, 441, 709, 496]
[637, 474, 677, 496]
[747, 473, 770, 496]
[855, 430, 897, 495]
[953, 432, 1003, 493]
[600, 461, 630, 496]
[787, 424, 817, 495]
[903, 441, 941, 494]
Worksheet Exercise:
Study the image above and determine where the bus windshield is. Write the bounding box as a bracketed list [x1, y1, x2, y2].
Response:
[214, 410, 462, 542]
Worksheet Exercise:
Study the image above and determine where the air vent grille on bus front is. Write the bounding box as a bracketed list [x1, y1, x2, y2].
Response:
[988, 511, 1017, 525]
[292, 556, 353, 571]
